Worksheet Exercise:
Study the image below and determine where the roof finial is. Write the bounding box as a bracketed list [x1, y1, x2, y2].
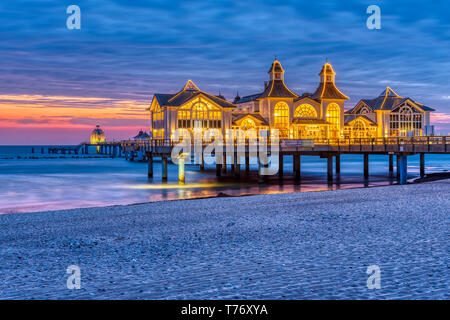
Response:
[274, 54, 278, 61]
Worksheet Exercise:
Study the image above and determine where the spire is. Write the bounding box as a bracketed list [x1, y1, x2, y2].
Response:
[234, 91, 241, 103]
[217, 90, 225, 100]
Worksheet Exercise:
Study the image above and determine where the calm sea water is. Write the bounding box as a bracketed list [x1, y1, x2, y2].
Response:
[0, 145, 449, 214]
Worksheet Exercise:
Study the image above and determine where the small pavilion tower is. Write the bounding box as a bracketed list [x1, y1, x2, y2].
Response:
[269, 59, 285, 81]
[90, 124, 106, 144]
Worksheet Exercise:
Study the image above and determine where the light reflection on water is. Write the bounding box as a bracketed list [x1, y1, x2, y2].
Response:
[0, 153, 449, 214]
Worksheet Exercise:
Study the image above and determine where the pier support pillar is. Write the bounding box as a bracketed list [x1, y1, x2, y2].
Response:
[178, 156, 185, 183]
[222, 154, 227, 173]
[278, 153, 284, 177]
[420, 153, 425, 178]
[389, 154, 394, 176]
[364, 154, 369, 178]
[327, 155, 333, 182]
[216, 162, 222, 177]
[147, 155, 153, 178]
[294, 155, 301, 180]
[162, 157, 168, 181]
[234, 153, 240, 177]
[245, 150, 250, 175]
[231, 156, 235, 175]
[399, 154, 408, 185]
[200, 151, 205, 171]
[396, 155, 401, 180]
[335, 154, 341, 175]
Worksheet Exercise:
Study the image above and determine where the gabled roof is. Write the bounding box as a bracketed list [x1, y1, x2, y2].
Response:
[232, 113, 269, 125]
[344, 114, 377, 126]
[348, 87, 435, 112]
[152, 80, 235, 109]
[294, 95, 320, 105]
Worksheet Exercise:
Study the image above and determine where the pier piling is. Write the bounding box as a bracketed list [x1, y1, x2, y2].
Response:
[179, 156, 185, 183]
[278, 153, 284, 177]
[364, 154, 369, 178]
[335, 154, 341, 174]
[162, 157, 168, 181]
[399, 154, 408, 185]
[293, 155, 301, 180]
[245, 150, 250, 174]
[147, 154, 153, 178]
[420, 153, 425, 178]
[389, 154, 394, 176]
[327, 155, 333, 182]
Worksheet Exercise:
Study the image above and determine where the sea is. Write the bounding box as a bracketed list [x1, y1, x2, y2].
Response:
[0, 145, 449, 214]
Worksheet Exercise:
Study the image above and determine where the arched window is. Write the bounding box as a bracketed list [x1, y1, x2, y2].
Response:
[192, 102, 208, 120]
[326, 103, 340, 127]
[360, 107, 370, 114]
[241, 118, 255, 130]
[294, 104, 317, 118]
[177, 99, 222, 129]
[389, 104, 422, 136]
[274, 102, 289, 127]
[353, 119, 367, 138]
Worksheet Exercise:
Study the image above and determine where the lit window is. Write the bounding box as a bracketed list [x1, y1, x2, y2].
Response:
[326, 103, 340, 127]
[294, 104, 317, 118]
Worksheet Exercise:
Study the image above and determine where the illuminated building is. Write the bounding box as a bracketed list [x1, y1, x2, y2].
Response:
[150, 60, 435, 140]
[345, 87, 435, 138]
[133, 130, 151, 141]
[90, 124, 106, 144]
[150, 80, 235, 139]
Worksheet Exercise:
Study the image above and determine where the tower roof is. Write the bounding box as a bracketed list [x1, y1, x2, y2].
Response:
[310, 62, 349, 100]
[318, 62, 336, 77]
[258, 60, 297, 99]
[268, 60, 284, 74]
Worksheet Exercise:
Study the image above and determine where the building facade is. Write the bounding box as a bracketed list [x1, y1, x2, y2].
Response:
[150, 60, 435, 140]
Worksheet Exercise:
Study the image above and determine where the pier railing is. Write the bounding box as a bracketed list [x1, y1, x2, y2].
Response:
[118, 136, 449, 154]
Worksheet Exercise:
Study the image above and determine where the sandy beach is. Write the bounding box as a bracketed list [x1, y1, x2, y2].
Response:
[0, 180, 448, 300]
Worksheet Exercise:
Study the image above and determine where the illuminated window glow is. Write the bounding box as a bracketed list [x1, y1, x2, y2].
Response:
[294, 104, 317, 118]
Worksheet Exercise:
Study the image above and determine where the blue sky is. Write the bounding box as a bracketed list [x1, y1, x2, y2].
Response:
[0, 0, 449, 143]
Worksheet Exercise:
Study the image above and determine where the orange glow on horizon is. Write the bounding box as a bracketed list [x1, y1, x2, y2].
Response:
[0, 94, 149, 130]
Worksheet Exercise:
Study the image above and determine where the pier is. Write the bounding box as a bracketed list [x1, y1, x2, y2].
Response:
[121, 136, 449, 185]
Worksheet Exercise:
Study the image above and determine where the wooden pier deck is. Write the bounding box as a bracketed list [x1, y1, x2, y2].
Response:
[119, 136, 450, 185]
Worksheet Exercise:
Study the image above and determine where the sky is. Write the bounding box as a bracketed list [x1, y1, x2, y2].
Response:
[0, 0, 449, 144]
